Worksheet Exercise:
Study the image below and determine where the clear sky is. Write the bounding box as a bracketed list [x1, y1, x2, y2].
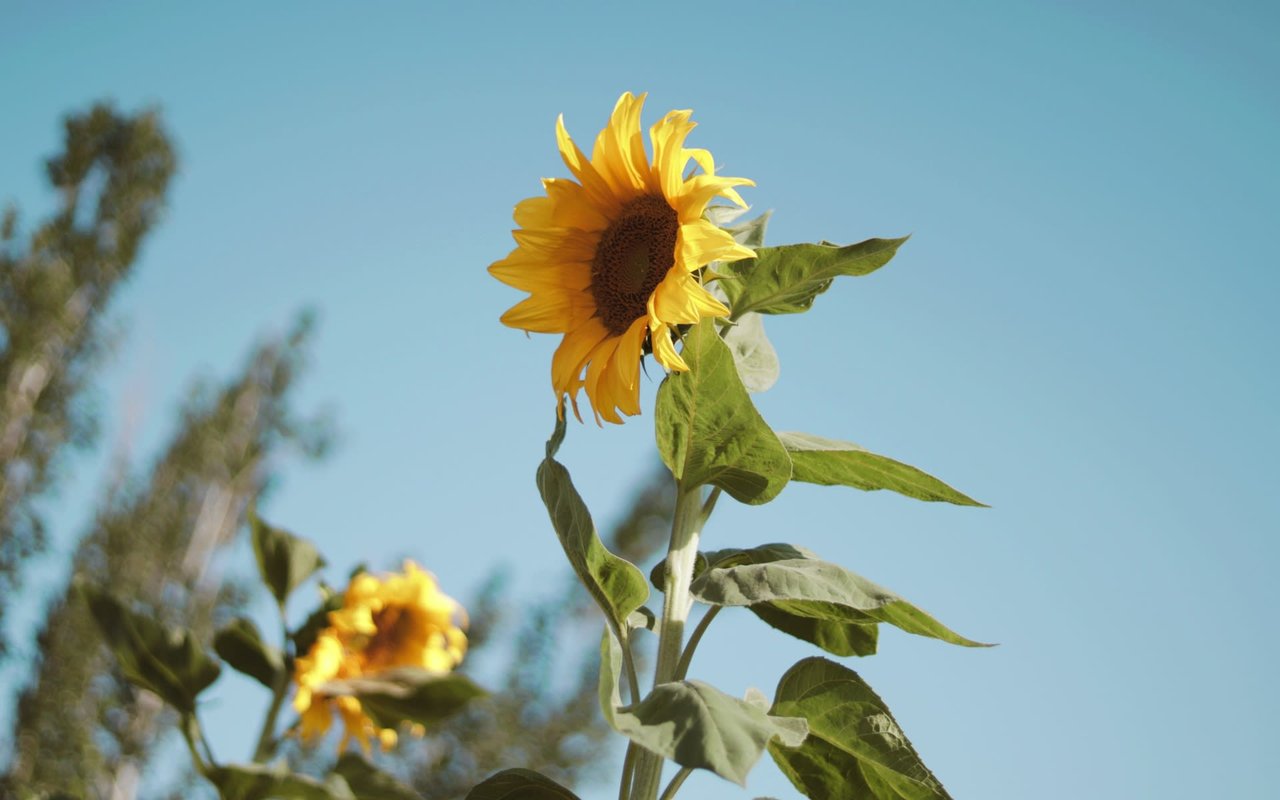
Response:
[2, 2, 1277, 798]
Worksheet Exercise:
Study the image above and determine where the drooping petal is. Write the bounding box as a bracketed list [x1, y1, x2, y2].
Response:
[676, 218, 757, 270]
[552, 316, 610, 398]
[671, 174, 756, 222]
[650, 268, 731, 325]
[606, 317, 649, 417]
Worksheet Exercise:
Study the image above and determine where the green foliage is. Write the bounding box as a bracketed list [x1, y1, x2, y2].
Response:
[599, 632, 806, 787]
[722, 238, 908, 318]
[334, 753, 423, 800]
[251, 507, 326, 609]
[464, 769, 581, 800]
[778, 432, 984, 506]
[214, 616, 286, 689]
[769, 658, 951, 800]
[80, 584, 220, 713]
[212, 762, 354, 800]
[537, 418, 649, 637]
[655, 320, 791, 503]
[692, 545, 987, 651]
[320, 667, 487, 730]
[0, 102, 176, 657]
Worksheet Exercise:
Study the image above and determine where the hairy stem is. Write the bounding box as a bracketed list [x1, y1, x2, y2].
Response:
[631, 483, 705, 800]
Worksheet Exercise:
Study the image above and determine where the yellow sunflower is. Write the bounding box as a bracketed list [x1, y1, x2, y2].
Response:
[292, 561, 467, 752]
[490, 92, 756, 424]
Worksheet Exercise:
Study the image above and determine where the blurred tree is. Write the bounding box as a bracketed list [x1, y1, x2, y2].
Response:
[5, 315, 328, 799]
[0, 103, 175, 657]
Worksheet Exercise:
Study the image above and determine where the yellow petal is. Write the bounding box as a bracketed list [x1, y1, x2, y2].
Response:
[513, 195, 554, 229]
[677, 219, 757, 270]
[649, 109, 696, 200]
[500, 291, 591, 333]
[488, 255, 591, 292]
[672, 174, 755, 222]
[607, 317, 649, 417]
[583, 335, 624, 425]
[557, 113, 621, 215]
[543, 178, 609, 230]
[591, 92, 649, 195]
[651, 268, 730, 325]
[552, 316, 610, 397]
[647, 315, 689, 373]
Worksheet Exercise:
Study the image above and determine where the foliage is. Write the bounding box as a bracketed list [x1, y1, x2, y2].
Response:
[0, 103, 176, 657]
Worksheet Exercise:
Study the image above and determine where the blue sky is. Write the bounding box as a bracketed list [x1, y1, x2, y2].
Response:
[2, 2, 1277, 798]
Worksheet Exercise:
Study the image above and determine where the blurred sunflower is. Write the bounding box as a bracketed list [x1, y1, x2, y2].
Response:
[490, 92, 756, 424]
[293, 561, 467, 752]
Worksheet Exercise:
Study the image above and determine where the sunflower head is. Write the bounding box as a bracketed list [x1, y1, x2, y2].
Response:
[292, 560, 467, 752]
[490, 92, 756, 424]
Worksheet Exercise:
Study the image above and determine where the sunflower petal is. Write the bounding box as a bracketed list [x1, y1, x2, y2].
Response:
[649, 109, 696, 199]
[651, 268, 731, 325]
[677, 218, 757, 270]
[557, 113, 621, 214]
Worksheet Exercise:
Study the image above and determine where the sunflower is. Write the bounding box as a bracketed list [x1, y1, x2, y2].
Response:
[292, 561, 467, 752]
[490, 92, 756, 424]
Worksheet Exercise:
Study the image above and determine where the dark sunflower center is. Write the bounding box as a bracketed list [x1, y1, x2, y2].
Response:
[365, 605, 414, 665]
[591, 195, 679, 335]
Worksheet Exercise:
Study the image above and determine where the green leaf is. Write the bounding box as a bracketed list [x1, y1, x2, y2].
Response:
[769, 658, 952, 800]
[692, 546, 989, 650]
[778, 432, 985, 507]
[212, 762, 354, 800]
[213, 616, 285, 689]
[536, 455, 649, 636]
[334, 753, 422, 800]
[464, 768, 580, 800]
[722, 312, 779, 393]
[80, 584, 220, 712]
[723, 238, 908, 318]
[655, 320, 791, 504]
[319, 667, 485, 730]
[598, 631, 806, 787]
[250, 507, 325, 608]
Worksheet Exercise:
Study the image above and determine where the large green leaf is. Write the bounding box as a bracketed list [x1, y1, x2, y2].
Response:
[464, 769, 580, 800]
[655, 320, 791, 504]
[334, 753, 421, 800]
[537, 418, 649, 635]
[769, 658, 951, 800]
[319, 667, 485, 730]
[81, 584, 220, 712]
[214, 616, 285, 689]
[212, 762, 353, 800]
[692, 546, 987, 650]
[598, 632, 806, 786]
[778, 432, 985, 506]
[722, 238, 907, 318]
[250, 507, 325, 609]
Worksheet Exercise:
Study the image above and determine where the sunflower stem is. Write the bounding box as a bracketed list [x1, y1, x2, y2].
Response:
[631, 482, 705, 800]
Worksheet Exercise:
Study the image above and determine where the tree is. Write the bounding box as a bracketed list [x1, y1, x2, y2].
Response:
[0, 104, 175, 657]
[7, 315, 327, 798]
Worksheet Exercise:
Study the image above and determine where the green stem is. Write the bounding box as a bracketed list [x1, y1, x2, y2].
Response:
[620, 628, 643, 706]
[251, 620, 292, 762]
[618, 742, 639, 800]
[631, 483, 705, 800]
[673, 606, 720, 681]
[658, 767, 693, 800]
[181, 713, 215, 778]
